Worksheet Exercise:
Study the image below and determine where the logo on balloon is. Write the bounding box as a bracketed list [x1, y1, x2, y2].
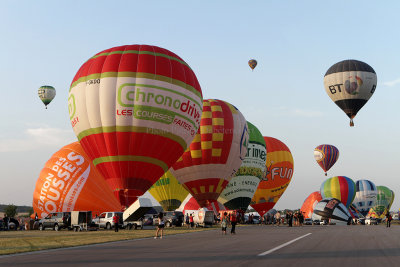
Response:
[117, 83, 202, 127]
[68, 94, 76, 120]
[345, 76, 362, 95]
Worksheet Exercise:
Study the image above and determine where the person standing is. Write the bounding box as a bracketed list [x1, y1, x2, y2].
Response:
[221, 212, 228, 235]
[189, 214, 194, 228]
[275, 212, 281, 226]
[113, 213, 120, 232]
[185, 213, 190, 228]
[155, 212, 165, 239]
[230, 211, 237, 234]
[288, 212, 293, 227]
[386, 212, 392, 228]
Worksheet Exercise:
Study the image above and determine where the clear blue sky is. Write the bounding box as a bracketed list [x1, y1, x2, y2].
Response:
[1, 1, 399, 211]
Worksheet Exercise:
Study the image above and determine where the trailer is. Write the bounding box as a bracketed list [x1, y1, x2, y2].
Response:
[123, 198, 153, 230]
[71, 211, 97, 231]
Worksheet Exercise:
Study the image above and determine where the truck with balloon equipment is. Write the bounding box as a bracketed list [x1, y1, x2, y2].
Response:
[185, 208, 214, 227]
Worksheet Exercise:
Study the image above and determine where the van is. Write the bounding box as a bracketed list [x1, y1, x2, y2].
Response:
[185, 209, 214, 227]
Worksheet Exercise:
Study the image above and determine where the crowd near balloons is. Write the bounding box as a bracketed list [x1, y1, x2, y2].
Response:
[30, 44, 395, 230]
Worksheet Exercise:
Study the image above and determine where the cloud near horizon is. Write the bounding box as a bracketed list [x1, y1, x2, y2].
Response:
[383, 78, 400, 87]
[0, 127, 76, 153]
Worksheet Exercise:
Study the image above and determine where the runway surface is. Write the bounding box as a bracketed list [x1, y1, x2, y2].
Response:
[1, 225, 400, 266]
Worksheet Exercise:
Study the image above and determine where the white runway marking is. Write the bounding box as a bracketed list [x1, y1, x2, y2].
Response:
[258, 233, 312, 256]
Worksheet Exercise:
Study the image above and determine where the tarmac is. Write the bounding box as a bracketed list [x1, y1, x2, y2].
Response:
[1, 224, 399, 266]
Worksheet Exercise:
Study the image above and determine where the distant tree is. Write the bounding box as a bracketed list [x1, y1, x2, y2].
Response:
[28, 207, 34, 216]
[4, 204, 18, 218]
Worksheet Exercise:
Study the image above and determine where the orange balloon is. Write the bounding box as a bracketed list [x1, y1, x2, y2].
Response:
[33, 142, 121, 218]
[300, 191, 322, 218]
[251, 137, 294, 216]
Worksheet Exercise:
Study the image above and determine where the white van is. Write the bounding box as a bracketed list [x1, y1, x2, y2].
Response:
[185, 208, 214, 227]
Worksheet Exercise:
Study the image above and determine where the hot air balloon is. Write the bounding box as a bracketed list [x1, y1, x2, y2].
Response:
[323, 59, 377, 126]
[312, 198, 352, 225]
[218, 122, 266, 211]
[148, 170, 189, 211]
[170, 99, 249, 208]
[314, 144, 339, 176]
[251, 137, 294, 217]
[352, 179, 377, 216]
[248, 59, 257, 71]
[320, 176, 356, 208]
[368, 186, 394, 218]
[38, 85, 56, 109]
[300, 191, 323, 219]
[33, 142, 121, 219]
[68, 44, 203, 208]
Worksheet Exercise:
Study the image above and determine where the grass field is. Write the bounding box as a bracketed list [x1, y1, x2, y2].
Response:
[0, 226, 217, 255]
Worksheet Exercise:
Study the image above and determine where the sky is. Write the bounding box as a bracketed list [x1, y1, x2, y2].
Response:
[1, 1, 400, 212]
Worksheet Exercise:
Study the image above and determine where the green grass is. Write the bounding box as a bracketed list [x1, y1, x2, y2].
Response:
[0, 227, 217, 255]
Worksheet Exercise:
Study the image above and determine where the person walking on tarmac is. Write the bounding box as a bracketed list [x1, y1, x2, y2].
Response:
[230, 211, 237, 234]
[221, 212, 229, 235]
[155, 212, 165, 239]
[113, 213, 120, 232]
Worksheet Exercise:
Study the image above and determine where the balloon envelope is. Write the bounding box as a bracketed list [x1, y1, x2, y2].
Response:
[218, 121, 266, 211]
[368, 186, 394, 217]
[33, 142, 121, 218]
[171, 99, 248, 207]
[38, 85, 56, 108]
[68, 44, 203, 207]
[251, 137, 294, 217]
[314, 144, 339, 175]
[312, 198, 352, 225]
[300, 191, 323, 219]
[352, 179, 377, 216]
[248, 59, 257, 70]
[323, 59, 377, 126]
[320, 176, 356, 208]
[148, 170, 189, 211]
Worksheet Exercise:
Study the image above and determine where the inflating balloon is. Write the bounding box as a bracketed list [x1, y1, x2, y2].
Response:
[251, 137, 294, 217]
[320, 176, 356, 208]
[38, 85, 56, 109]
[248, 59, 257, 71]
[68, 44, 203, 207]
[352, 179, 377, 216]
[323, 59, 377, 126]
[148, 170, 189, 211]
[33, 142, 121, 218]
[170, 99, 249, 208]
[300, 191, 323, 219]
[312, 198, 352, 225]
[314, 144, 339, 176]
[218, 121, 266, 211]
[368, 186, 394, 218]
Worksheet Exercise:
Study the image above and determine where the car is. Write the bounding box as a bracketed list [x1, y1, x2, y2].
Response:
[313, 219, 321, 225]
[92, 212, 123, 230]
[365, 218, 378, 225]
[38, 212, 71, 231]
[162, 211, 184, 227]
[304, 218, 313, 225]
[357, 218, 365, 225]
